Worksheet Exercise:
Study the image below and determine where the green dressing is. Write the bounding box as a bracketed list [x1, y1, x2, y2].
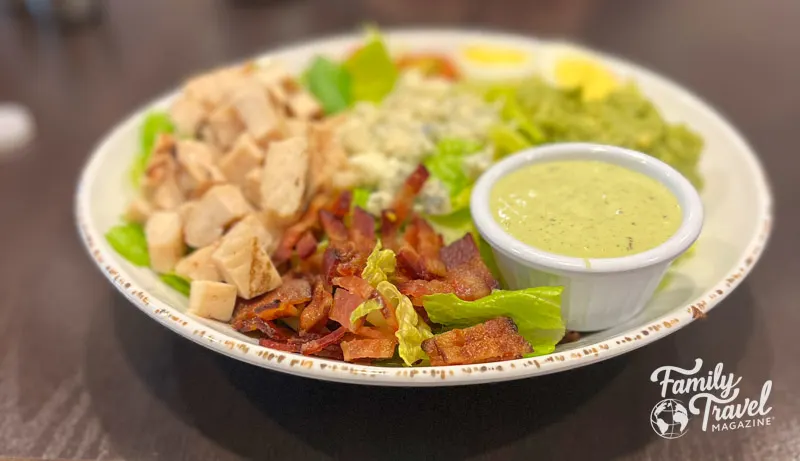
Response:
[490, 160, 682, 258]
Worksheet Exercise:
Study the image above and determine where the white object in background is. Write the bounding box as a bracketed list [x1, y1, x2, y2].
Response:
[0, 104, 35, 157]
[472, 143, 704, 332]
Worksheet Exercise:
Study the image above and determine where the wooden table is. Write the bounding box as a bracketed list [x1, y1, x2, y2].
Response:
[1, 0, 798, 459]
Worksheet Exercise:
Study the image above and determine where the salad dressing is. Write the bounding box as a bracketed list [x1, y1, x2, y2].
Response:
[490, 160, 682, 259]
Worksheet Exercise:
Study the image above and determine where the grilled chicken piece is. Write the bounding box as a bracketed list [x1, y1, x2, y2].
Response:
[145, 211, 185, 273]
[176, 139, 225, 197]
[306, 121, 350, 199]
[219, 133, 264, 187]
[188, 281, 238, 322]
[184, 184, 253, 248]
[175, 244, 221, 282]
[211, 218, 281, 299]
[242, 168, 262, 208]
[124, 196, 153, 224]
[205, 103, 244, 152]
[170, 96, 207, 138]
[287, 91, 322, 120]
[422, 317, 532, 366]
[231, 81, 282, 143]
[260, 136, 309, 224]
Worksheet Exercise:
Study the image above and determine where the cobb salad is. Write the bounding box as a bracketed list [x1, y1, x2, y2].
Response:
[105, 30, 703, 366]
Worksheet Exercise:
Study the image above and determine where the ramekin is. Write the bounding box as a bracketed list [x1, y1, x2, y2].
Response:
[471, 143, 704, 331]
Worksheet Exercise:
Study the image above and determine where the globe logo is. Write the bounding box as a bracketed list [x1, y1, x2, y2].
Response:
[650, 398, 689, 439]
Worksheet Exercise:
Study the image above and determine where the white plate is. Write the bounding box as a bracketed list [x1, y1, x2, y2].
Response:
[75, 30, 773, 386]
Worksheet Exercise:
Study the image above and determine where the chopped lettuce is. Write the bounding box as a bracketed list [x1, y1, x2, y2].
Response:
[361, 241, 396, 287]
[423, 138, 483, 213]
[350, 297, 383, 326]
[105, 223, 150, 267]
[131, 112, 174, 187]
[159, 273, 191, 296]
[423, 287, 565, 356]
[344, 29, 398, 103]
[352, 187, 371, 210]
[303, 56, 352, 114]
[385, 281, 433, 365]
[488, 124, 531, 159]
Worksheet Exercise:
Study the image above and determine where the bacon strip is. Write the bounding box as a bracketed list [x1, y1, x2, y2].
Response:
[273, 194, 329, 264]
[320, 210, 348, 243]
[299, 282, 333, 333]
[235, 317, 294, 340]
[380, 210, 401, 252]
[329, 288, 365, 331]
[300, 326, 348, 355]
[341, 338, 397, 362]
[259, 338, 301, 353]
[421, 317, 532, 366]
[295, 231, 318, 259]
[389, 164, 429, 224]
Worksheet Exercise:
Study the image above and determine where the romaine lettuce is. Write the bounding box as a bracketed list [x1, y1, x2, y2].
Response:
[159, 273, 191, 296]
[131, 112, 174, 187]
[344, 29, 398, 103]
[105, 223, 150, 267]
[303, 56, 352, 114]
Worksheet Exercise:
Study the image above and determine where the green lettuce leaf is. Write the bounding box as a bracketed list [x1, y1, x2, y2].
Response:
[159, 273, 191, 296]
[423, 138, 483, 213]
[384, 281, 433, 365]
[345, 29, 398, 102]
[350, 297, 383, 326]
[105, 223, 150, 267]
[131, 112, 174, 187]
[489, 124, 531, 159]
[423, 287, 565, 356]
[361, 241, 396, 287]
[352, 187, 371, 210]
[303, 56, 352, 114]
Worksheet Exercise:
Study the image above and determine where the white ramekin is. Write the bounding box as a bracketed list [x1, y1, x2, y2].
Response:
[471, 143, 704, 331]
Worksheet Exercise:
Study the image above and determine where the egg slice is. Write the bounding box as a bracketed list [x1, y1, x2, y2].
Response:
[458, 43, 536, 80]
[554, 55, 618, 101]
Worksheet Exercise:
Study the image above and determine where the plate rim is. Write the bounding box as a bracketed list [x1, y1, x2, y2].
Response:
[74, 28, 774, 386]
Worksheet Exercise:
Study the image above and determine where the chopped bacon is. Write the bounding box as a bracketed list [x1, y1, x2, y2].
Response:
[341, 338, 397, 362]
[350, 207, 376, 245]
[421, 317, 532, 366]
[397, 279, 452, 306]
[273, 194, 329, 264]
[354, 325, 395, 339]
[314, 345, 345, 360]
[389, 164, 429, 223]
[235, 317, 294, 340]
[380, 210, 401, 251]
[299, 282, 333, 333]
[320, 210, 348, 243]
[258, 338, 301, 353]
[256, 301, 300, 321]
[295, 231, 318, 259]
[329, 288, 365, 331]
[329, 190, 353, 218]
[332, 276, 375, 299]
[440, 232, 480, 269]
[300, 326, 348, 356]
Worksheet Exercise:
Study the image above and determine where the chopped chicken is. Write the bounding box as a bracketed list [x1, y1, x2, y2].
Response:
[218, 133, 264, 186]
[184, 65, 249, 109]
[184, 184, 253, 248]
[175, 244, 221, 282]
[260, 136, 309, 224]
[306, 121, 350, 198]
[188, 280, 238, 322]
[152, 176, 185, 211]
[124, 197, 153, 224]
[176, 139, 225, 197]
[287, 91, 322, 120]
[169, 96, 207, 137]
[227, 213, 277, 254]
[145, 211, 185, 273]
[231, 81, 282, 143]
[211, 223, 281, 299]
[242, 168, 262, 208]
[421, 317, 533, 366]
[206, 103, 244, 152]
[284, 119, 308, 137]
[177, 200, 197, 223]
[254, 61, 293, 89]
[141, 134, 178, 199]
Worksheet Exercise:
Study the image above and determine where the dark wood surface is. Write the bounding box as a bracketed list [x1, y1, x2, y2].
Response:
[1, 0, 798, 460]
